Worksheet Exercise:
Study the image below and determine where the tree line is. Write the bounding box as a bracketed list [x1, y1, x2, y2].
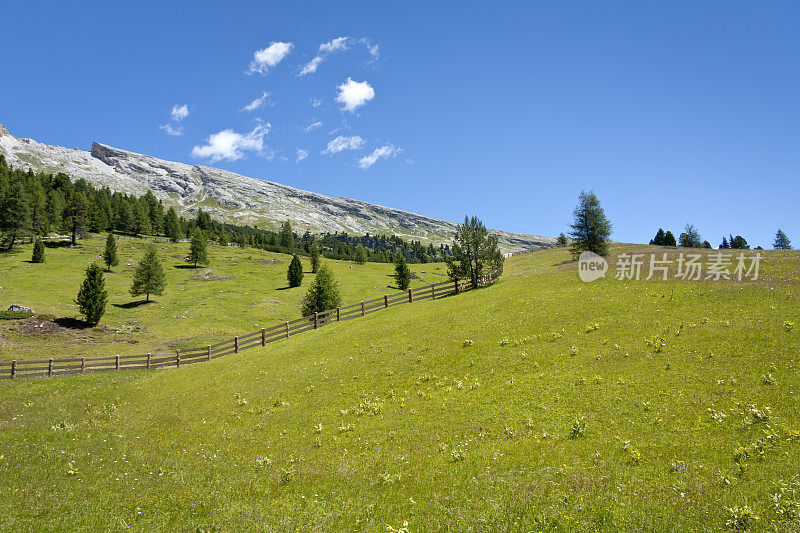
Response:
[0, 155, 451, 263]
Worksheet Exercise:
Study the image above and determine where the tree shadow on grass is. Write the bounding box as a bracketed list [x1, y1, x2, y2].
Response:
[275, 286, 294, 291]
[173, 264, 199, 269]
[53, 317, 92, 330]
[112, 300, 151, 309]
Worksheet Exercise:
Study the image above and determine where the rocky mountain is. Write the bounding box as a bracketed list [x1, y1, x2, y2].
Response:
[0, 124, 554, 252]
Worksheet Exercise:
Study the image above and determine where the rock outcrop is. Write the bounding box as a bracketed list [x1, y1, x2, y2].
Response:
[0, 124, 554, 251]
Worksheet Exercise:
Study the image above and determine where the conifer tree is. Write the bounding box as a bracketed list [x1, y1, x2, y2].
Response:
[651, 228, 666, 246]
[63, 191, 88, 246]
[31, 237, 45, 263]
[720, 236, 730, 249]
[354, 243, 368, 264]
[75, 263, 108, 325]
[556, 232, 568, 247]
[189, 230, 209, 267]
[164, 207, 182, 242]
[568, 191, 612, 257]
[130, 245, 166, 302]
[280, 220, 294, 249]
[395, 254, 412, 290]
[0, 180, 31, 250]
[287, 254, 304, 287]
[103, 233, 118, 271]
[301, 262, 341, 316]
[663, 231, 677, 247]
[678, 224, 702, 248]
[309, 242, 321, 273]
[446, 215, 504, 286]
[774, 229, 792, 250]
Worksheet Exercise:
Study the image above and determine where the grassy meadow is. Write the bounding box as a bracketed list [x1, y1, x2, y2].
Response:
[0, 240, 799, 531]
[0, 236, 448, 362]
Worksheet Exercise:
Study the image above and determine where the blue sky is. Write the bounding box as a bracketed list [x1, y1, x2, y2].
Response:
[1, 1, 798, 247]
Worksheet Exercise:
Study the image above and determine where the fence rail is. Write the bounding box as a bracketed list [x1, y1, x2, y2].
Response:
[1, 271, 500, 380]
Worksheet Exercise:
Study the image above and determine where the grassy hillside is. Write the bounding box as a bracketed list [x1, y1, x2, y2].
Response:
[0, 244, 799, 531]
[0, 236, 448, 362]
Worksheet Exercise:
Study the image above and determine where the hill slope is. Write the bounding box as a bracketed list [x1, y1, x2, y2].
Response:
[1, 245, 799, 530]
[0, 124, 553, 252]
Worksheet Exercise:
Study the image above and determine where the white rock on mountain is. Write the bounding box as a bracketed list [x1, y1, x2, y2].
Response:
[0, 124, 554, 252]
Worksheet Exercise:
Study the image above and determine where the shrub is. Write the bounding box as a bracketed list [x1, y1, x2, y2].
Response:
[0, 310, 34, 320]
[75, 263, 108, 325]
[31, 238, 45, 263]
[287, 254, 303, 287]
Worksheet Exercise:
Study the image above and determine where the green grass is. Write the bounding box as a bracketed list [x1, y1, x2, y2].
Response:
[0, 236, 447, 361]
[0, 242, 799, 531]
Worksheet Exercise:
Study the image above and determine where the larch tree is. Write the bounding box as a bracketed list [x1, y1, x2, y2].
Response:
[568, 191, 612, 257]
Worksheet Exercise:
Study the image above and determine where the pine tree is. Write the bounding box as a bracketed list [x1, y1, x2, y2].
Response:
[568, 191, 612, 257]
[446, 216, 504, 286]
[63, 191, 88, 246]
[301, 262, 342, 316]
[0, 180, 32, 250]
[309, 242, 321, 273]
[287, 254, 304, 287]
[31, 237, 45, 263]
[678, 224, 702, 248]
[164, 207, 182, 242]
[720, 237, 730, 249]
[189, 230, 209, 267]
[663, 231, 677, 247]
[730, 235, 749, 250]
[556, 232, 568, 246]
[75, 263, 108, 325]
[651, 228, 666, 246]
[395, 254, 412, 290]
[103, 233, 118, 271]
[774, 229, 792, 250]
[130, 245, 166, 302]
[353, 243, 368, 264]
[280, 220, 294, 249]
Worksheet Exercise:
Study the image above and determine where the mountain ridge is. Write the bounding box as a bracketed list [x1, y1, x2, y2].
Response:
[0, 124, 554, 252]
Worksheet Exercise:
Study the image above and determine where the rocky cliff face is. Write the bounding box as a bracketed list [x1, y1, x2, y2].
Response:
[0, 124, 554, 251]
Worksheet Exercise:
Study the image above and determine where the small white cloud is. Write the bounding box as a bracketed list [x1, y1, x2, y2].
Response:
[296, 148, 309, 162]
[191, 123, 271, 163]
[300, 36, 351, 76]
[310, 98, 322, 108]
[336, 78, 375, 112]
[359, 144, 402, 169]
[303, 120, 322, 132]
[359, 37, 380, 61]
[170, 104, 189, 121]
[159, 123, 183, 136]
[241, 91, 269, 112]
[322, 135, 365, 154]
[247, 42, 293, 75]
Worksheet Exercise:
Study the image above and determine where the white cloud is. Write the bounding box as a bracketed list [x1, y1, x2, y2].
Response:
[159, 123, 183, 136]
[296, 148, 309, 162]
[359, 144, 402, 169]
[191, 123, 271, 163]
[170, 104, 189, 121]
[359, 37, 380, 60]
[336, 78, 375, 112]
[322, 135, 365, 154]
[310, 98, 322, 108]
[241, 91, 269, 112]
[300, 36, 351, 76]
[303, 120, 322, 132]
[247, 42, 293, 75]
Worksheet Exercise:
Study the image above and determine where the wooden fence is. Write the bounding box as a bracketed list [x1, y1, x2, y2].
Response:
[0, 272, 500, 379]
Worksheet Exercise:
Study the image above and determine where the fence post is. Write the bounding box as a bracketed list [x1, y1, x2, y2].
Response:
[146, 353, 151, 370]
[285, 321, 290, 339]
[176, 350, 181, 368]
[432, 284, 435, 299]
[361, 301, 365, 317]
[48, 358, 53, 377]
[337, 307, 340, 321]
[81, 357, 86, 374]
[408, 288, 413, 303]
[11, 360, 16, 379]
[234, 337, 239, 354]
[454, 280, 459, 294]
[261, 328, 266, 346]
[115, 355, 120, 371]
[207, 345, 212, 361]
[314, 312, 319, 329]
[384, 295, 389, 308]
